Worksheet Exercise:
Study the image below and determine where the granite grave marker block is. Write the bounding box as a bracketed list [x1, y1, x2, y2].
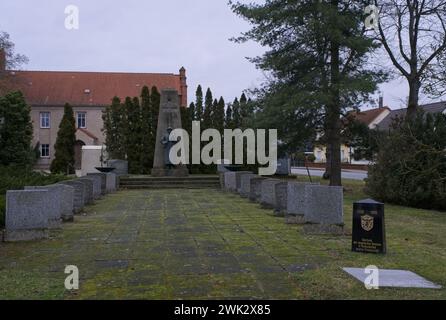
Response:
[58, 180, 85, 213]
[77, 178, 94, 204]
[285, 182, 318, 224]
[260, 179, 284, 209]
[303, 185, 344, 234]
[105, 172, 117, 193]
[24, 185, 64, 228]
[106, 159, 128, 175]
[240, 174, 258, 198]
[249, 177, 267, 202]
[273, 181, 288, 216]
[87, 173, 107, 195]
[83, 175, 102, 199]
[4, 190, 49, 241]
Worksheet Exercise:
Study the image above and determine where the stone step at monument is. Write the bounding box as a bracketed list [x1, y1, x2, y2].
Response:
[119, 176, 220, 189]
[121, 176, 219, 182]
[122, 184, 219, 189]
[120, 179, 219, 185]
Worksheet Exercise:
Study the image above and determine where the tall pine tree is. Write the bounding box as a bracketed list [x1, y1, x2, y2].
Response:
[50, 103, 76, 174]
[230, 0, 386, 185]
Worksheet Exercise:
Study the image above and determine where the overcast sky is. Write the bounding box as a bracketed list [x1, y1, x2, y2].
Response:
[0, 0, 441, 110]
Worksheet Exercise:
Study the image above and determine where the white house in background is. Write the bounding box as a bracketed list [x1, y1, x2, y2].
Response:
[313, 106, 391, 164]
[313, 101, 446, 165]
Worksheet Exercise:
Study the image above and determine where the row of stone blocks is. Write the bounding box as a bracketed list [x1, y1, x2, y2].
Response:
[221, 171, 344, 234]
[2, 172, 119, 242]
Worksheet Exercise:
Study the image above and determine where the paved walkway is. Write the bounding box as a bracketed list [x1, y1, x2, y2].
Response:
[0, 189, 325, 299]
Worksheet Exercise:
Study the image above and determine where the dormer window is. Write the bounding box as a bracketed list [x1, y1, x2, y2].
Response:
[84, 89, 91, 94]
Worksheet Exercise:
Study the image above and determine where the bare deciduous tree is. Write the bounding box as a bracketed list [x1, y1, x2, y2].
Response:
[374, 0, 446, 117]
[0, 31, 29, 94]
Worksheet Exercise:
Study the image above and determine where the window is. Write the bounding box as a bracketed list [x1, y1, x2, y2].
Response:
[40, 112, 50, 128]
[77, 112, 86, 128]
[40, 144, 50, 158]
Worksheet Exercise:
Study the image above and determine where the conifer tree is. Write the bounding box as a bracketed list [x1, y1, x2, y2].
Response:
[189, 102, 196, 121]
[195, 85, 204, 122]
[0, 91, 33, 167]
[151, 86, 160, 140]
[239, 93, 248, 128]
[216, 97, 225, 133]
[50, 103, 76, 174]
[140, 86, 153, 173]
[232, 97, 241, 128]
[225, 104, 233, 129]
[211, 99, 219, 130]
[203, 87, 213, 129]
[124, 97, 141, 173]
[230, 0, 386, 185]
[102, 96, 126, 159]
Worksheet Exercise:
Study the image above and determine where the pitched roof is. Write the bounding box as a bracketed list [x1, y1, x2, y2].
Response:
[77, 128, 98, 140]
[377, 101, 446, 130]
[347, 107, 390, 127]
[3, 69, 185, 107]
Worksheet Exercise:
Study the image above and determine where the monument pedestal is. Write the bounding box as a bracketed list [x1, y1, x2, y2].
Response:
[150, 89, 189, 177]
[151, 166, 189, 177]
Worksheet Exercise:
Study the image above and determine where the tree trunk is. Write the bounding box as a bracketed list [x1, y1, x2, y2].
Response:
[326, 108, 342, 186]
[407, 76, 420, 118]
[327, 0, 342, 187]
[324, 146, 331, 180]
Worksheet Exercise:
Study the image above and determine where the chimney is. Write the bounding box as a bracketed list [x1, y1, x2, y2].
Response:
[0, 48, 5, 72]
[378, 95, 384, 108]
[179, 67, 188, 108]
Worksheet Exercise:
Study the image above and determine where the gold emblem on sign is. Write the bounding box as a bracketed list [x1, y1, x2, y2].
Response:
[361, 214, 374, 231]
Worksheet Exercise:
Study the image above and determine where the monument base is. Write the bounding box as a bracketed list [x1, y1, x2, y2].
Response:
[4, 229, 49, 242]
[151, 166, 189, 177]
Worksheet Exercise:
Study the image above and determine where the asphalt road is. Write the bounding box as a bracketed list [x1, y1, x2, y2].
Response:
[291, 167, 368, 181]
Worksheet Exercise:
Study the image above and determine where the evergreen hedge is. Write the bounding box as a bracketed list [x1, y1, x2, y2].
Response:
[365, 111, 446, 211]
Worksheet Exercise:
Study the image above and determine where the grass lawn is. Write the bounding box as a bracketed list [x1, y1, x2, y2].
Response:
[0, 176, 444, 299]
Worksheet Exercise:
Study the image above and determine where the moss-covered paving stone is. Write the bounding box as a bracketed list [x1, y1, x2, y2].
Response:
[0, 186, 445, 299]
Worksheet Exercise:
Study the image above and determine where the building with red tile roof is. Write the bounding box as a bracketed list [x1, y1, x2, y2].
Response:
[0, 49, 188, 171]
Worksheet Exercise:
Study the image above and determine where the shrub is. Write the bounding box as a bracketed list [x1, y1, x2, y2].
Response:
[306, 154, 316, 163]
[365, 111, 446, 210]
[0, 195, 5, 228]
[0, 166, 68, 227]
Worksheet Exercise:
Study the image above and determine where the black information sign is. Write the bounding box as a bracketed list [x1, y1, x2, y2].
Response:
[352, 199, 386, 254]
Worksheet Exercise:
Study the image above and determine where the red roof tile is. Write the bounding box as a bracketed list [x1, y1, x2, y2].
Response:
[5, 69, 186, 107]
[77, 128, 98, 140]
[346, 107, 390, 126]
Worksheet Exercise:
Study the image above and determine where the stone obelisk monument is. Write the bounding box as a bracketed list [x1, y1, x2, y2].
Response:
[151, 89, 189, 177]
